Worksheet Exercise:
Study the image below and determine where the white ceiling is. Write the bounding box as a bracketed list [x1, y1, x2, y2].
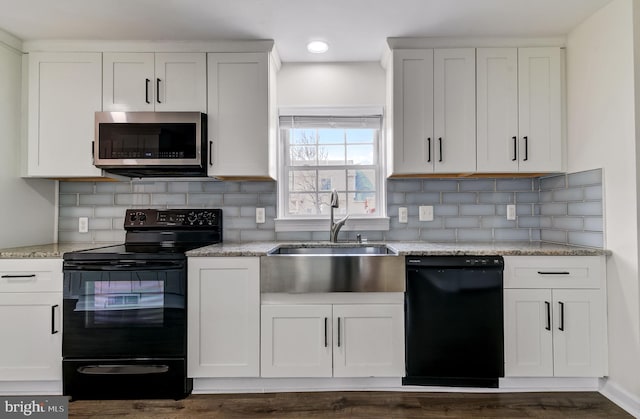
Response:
[0, 0, 612, 62]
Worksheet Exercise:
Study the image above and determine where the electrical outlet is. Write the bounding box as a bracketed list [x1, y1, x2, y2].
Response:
[398, 207, 408, 223]
[506, 204, 517, 221]
[419, 205, 434, 221]
[256, 208, 266, 224]
[78, 217, 89, 233]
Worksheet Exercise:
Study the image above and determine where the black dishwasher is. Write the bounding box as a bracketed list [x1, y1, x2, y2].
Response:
[403, 256, 504, 388]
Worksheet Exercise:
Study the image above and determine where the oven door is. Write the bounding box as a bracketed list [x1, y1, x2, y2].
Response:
[63, 259, 186, 358]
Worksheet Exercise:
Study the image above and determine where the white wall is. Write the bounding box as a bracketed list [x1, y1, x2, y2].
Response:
[0, 32, 55, 247]
[277, 62, 385, 107]
[566, 0, 640, 408]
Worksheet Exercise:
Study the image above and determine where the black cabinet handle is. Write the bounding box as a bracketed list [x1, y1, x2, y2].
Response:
[537, 271, 570, 275]
[51, 304, 59, 335]
[558, 301, 565, 331]
[324, 317, 328, 347]
[337, 317, 341, 347]
[145, 78, 151, 104]
[427, 138, 431, 163]
[156, 78, 161, 103]
[545, 301, 551, 331]
[1, 274, 36, 278]
[438, 137, 443, 162]
[512, 136, 517, 161]
[208, 141, 213, 167]
[523, 136, 528, 161]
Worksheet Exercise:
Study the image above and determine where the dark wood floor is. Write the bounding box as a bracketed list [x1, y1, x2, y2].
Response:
[68, 391, 632, 418]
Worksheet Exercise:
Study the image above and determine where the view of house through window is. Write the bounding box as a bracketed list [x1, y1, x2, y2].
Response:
[279, 114, 382, 218]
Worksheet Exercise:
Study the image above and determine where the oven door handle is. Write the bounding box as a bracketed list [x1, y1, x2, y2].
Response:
[77, 365, 170, 375]
[63, 260, 185, 271]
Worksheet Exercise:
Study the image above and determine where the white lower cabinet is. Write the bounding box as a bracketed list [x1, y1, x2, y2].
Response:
[0, 259, 62, 382]
[504, 256, 607, 378]
[187, 257, 260, 377]
[261, 304, 404, 378]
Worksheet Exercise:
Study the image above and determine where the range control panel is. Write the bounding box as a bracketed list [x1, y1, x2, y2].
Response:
[124, 209, 222, 229]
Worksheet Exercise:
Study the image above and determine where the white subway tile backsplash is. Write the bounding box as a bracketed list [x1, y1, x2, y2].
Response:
[444, 217, 481, 229]
[57, 169, 603, 248]
[568, 169, 602, 187]
[442, 192, 477, 204]
[496, 179, 534, 191]
[457, 229, 493, 242]
[459, 179, 495, 191]
[459, 204, 494, 216]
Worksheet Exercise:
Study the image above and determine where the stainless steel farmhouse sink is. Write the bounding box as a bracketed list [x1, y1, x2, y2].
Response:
[260, 244, 405, 293]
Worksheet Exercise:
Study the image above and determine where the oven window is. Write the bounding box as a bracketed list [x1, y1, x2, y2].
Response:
[65, 270, 185, 329]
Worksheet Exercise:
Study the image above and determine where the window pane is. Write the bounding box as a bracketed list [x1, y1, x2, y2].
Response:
[347, 192, 377, 215]
[318, 170, 346, 191]
[318, 129, 344, 144]
[318, 145, 345, 165]
[288, 192, 332, 216]
[347, 129, 375, 143]
[347, 144, 374, 165]
[348, 169, 376, 192]
[289, 170, 317, 192]
[291, 129, 316, 144]
[290, 146, 317, 166]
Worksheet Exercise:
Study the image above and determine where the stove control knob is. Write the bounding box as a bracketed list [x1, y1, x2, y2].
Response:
[129, 213, 137, 222]
[139, 213, 147, 222]
[187, 212, 198, 225]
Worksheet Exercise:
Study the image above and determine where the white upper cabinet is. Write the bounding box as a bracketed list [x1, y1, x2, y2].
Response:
[433, 49, 476, 173]
[207, 52, 277, 179]
[27, 52, 103, 177]
[389, 48, 476, 175]
[103, 52, 206, 112]
[476, 47, 562, 173]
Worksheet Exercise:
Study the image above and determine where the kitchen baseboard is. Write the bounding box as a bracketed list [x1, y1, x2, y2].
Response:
[0, 380, 62, 395]
[192, 377, 603, 395]
[599, 378, 640, 418]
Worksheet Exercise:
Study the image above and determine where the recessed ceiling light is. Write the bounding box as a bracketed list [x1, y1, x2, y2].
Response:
[307, 41, 329, 54]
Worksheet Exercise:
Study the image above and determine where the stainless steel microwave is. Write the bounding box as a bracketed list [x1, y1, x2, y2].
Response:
[94, 111, 207, 177]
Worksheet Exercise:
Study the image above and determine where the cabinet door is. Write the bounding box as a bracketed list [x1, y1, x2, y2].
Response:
[433, 48, 476, 173]
[332, 304, 404, 377]
[518, 47, 562, 172]
[261, 305, 332, 377]
[504, 289, 553, 377]
[391, 49, 434, 175]
[103, 52, 155, 111]
[207, 53, 270, 178]
[187, 257, 260, 377]
[155, 53, 206, 112]
[0, 293, 61, 381]
[476, 48, 519, 173]
[27, 52, 103, 177]
[552, 289, 606, 377]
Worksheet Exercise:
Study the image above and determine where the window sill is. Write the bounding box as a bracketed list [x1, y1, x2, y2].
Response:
[274, 217, 390, 232]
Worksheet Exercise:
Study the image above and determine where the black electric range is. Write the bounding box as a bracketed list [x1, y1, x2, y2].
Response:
[62, 208, 222, 400]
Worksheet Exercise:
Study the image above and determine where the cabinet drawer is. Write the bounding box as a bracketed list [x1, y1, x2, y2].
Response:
[0, 259, 63, 293]
[504, 256, 604, 289]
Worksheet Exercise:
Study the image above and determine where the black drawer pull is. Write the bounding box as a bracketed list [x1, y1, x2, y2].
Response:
[537, 271, 570, 275]
[2, 274, 36, 278]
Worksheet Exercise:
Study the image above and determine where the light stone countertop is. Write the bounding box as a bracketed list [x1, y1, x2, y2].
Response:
[186, 241, 611, 257]
[0, 243, 119, 259]
[0, 241, 610, 259]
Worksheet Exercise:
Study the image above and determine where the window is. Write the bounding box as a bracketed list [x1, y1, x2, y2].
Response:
[276, 109, 388, 231]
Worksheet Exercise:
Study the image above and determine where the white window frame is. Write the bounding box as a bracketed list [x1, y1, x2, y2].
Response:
[275, 106, 389, 233]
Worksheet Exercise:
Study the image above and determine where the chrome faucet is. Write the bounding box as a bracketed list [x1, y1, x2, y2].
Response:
[330, 189, 349, 243]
